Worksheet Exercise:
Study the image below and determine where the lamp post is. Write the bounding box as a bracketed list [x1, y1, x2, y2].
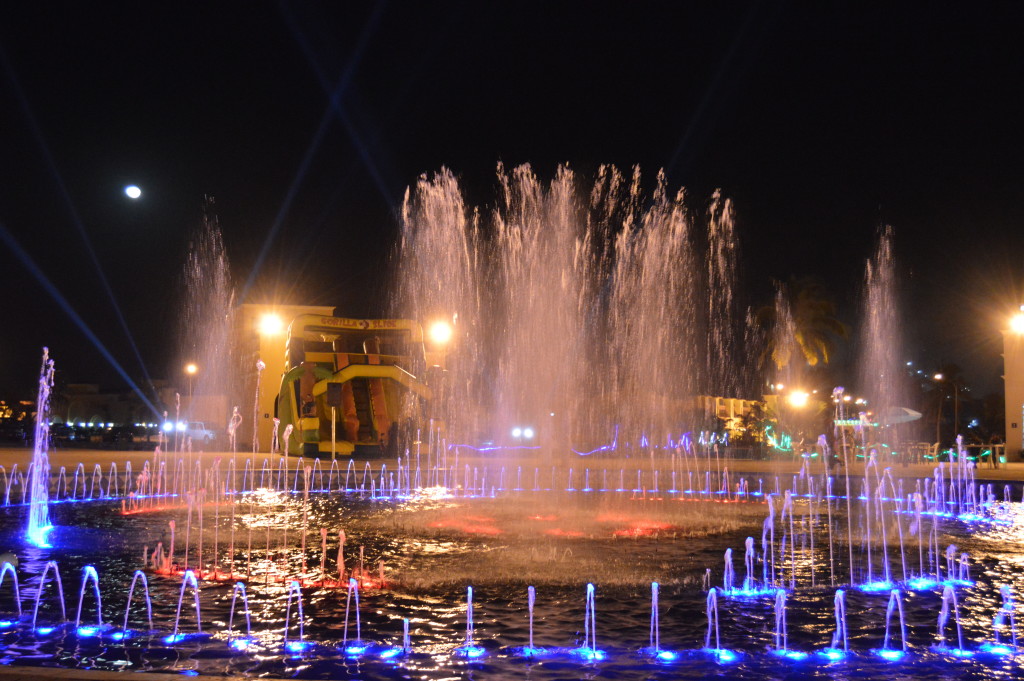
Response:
[1003, 306, 1024, 459]
[184, 363, 198, 399]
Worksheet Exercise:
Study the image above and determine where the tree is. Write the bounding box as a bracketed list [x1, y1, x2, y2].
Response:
[757, 276, 848, 371]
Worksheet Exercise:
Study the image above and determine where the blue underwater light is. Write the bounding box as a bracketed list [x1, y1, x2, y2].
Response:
[456, 644, 487, 659]
[873, 648, 905, 661]
[705, 647, 739, 663]
[979, 642, 1015, 656]
[570, 646, 605, 661]
[285, 640, 313, 654]
[858, 580, 894, 593]
[229, 637, 256, 651]
[773, 648, 809, 661]
[25, 524, 53, 549]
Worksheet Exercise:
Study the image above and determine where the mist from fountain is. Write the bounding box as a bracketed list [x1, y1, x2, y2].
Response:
[858, 225, 907, 436]
[395, 165, 753, 455]
[178, 201, 235, 438]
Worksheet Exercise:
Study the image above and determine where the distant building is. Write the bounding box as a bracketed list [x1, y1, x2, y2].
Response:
[62, 381, 176, 426]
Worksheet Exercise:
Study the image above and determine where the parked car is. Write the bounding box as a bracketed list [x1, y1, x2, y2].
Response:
[102, 426, 135, 445]
[0, 422, 27, 443]
[184, 422, 217, 446]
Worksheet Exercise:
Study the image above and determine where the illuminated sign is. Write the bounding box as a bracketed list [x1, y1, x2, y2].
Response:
[317, 317, 403, 330]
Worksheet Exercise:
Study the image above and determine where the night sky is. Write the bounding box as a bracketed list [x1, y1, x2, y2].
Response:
[1, 2, 1022, 399]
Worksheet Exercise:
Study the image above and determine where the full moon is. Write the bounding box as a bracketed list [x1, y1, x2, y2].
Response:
[124, 185, 142, 199]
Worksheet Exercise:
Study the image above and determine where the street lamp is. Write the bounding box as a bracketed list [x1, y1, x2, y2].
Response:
[184, 363, 198, 400]
[787, 390, 809, 409]
[258, 312, 284, 336]
[428, 320, 454, 346]
[1011, 306, 1024, 334]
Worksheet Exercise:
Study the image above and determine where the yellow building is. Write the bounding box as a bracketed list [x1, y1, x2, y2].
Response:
[234, 304, 445, 456]
[235, 303, 335, 452]
[1003, 307, 1024, 458]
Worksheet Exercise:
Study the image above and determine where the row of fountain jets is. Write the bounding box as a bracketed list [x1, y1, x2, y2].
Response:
[0, 556, 1017, 664]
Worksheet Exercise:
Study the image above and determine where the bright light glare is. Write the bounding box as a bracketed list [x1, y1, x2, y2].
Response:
[258, 313, 284, 336]
[522, 427, 535, 439]
[876, 648, 904, 661]
[787, 390, 809, 408]
[511, 427, 522, 438]
[124, 185, 142, 199]
[1011, 313, 1024, 334]
[428, 320, 453, 345]
[184, 363, 198, 375]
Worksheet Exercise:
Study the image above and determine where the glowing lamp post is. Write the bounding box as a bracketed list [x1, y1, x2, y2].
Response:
[184, 363, 198, 400]
[428, 320, 454, 346]
[1003, 306, 1024, 459]
[258, 312, 284, 336]
[786, 390, 810, 409]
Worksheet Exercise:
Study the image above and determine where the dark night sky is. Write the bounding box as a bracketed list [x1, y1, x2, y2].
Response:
[1, 1, 1023, 400]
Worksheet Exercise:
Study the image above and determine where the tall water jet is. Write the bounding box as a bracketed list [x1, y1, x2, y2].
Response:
[705, 191, 743, 398]
[26, 348, 55, 547]
[858, 226, 907, 441]
[178, 200, 235, 438]
[394, 164, 748, 455]
[395, 169, 482, 442]
[606, 169, 701, 441]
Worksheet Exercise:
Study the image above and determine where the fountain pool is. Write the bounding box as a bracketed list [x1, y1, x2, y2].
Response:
[0, 450, 1021, 679]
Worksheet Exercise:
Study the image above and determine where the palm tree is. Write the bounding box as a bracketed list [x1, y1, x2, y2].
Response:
[756, 276, 849, 371]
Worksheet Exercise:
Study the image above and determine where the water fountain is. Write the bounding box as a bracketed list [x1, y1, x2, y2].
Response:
[26, 348, 54, 547]
[178, 202, 235, 437]
[874, 588, 908, 660]
[821, 589, 848, 660]
[395, 165, 753, 453]
[2, 173, 1022, 680]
